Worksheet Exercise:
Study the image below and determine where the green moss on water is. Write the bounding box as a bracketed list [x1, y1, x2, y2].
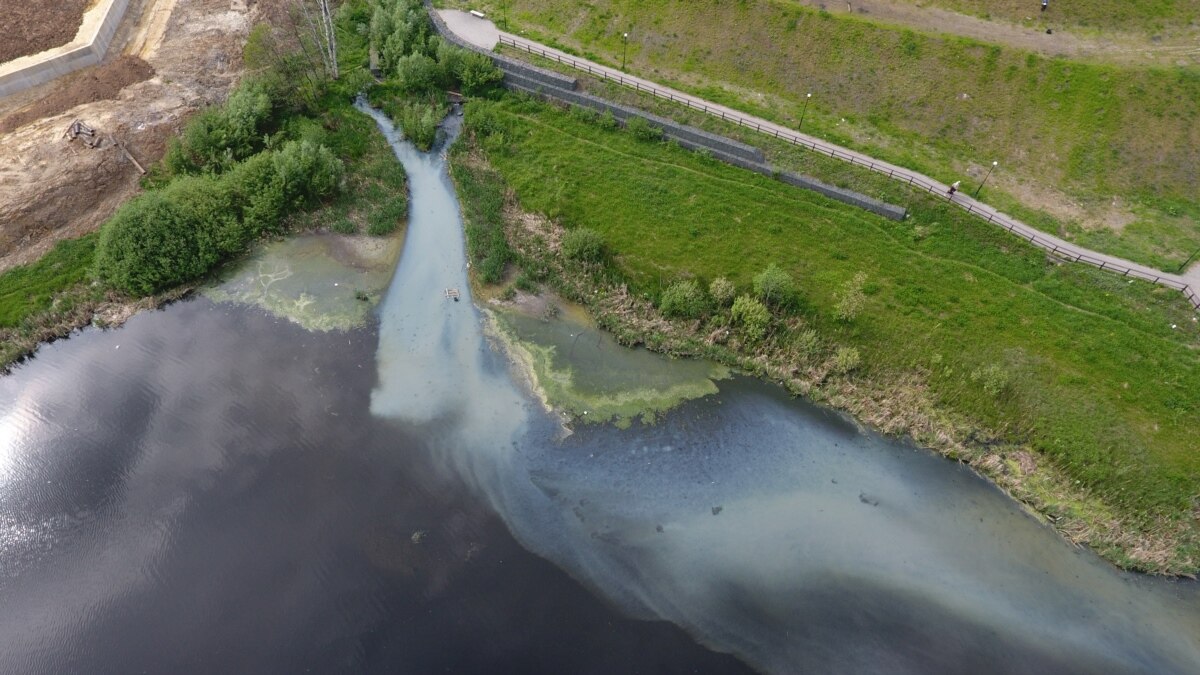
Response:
[493, 307, 726, 427]
[204, 233, 402, 331]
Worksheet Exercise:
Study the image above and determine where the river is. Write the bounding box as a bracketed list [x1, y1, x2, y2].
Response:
[0, 103, 1196, 674]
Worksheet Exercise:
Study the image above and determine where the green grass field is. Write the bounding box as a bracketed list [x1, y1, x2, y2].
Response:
[0, 235, 98, 329]
[465, 94, 1200, 565]
[445, 0, 1200, 273]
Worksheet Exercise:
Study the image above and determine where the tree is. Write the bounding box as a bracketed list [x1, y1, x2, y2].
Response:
[296, 0, 339, 80]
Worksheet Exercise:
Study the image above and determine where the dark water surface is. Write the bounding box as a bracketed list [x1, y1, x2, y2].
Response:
[0, 302, 750, 674]
[1, 103, 1198, 674]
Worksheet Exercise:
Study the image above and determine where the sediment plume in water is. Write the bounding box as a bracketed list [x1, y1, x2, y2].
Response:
[359, 100, 1200, 674]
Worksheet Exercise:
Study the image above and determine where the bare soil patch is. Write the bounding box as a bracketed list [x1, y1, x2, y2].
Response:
[0, 0, 92, 63]
[0, 56, 155, 134]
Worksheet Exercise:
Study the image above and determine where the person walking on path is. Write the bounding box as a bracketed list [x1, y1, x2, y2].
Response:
[947, 180, 961, 197]
[1042, 0, 1048, 12]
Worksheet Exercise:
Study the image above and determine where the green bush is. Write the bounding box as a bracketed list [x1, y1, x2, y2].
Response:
[395, 53, 442, 94]
[625, 116, 664, 142]
[753, 263, 795, 307]
[164, 82, 274, 174]
[393, 100, 443, 151]
[94, 191, 209, 295]
[794, 328, 822, 361]
[833, 346, 862, 374]
[709, 276, 736, 306]
[272, 140, 344, 208]
[456, 51, 504, 96]
[97, 139, 342, 295]
[562, 228, 606, 263]
[225, 151, 286, 236]
[731, 294, 770, 342]
[660, 279, 708, 319]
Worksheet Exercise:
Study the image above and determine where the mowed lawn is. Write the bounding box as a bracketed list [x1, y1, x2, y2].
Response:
[473, 96, 1200, 527]
[449, 0, 1200, 272]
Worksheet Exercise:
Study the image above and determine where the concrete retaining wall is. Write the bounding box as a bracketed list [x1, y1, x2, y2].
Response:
[0, 0, 132, 98]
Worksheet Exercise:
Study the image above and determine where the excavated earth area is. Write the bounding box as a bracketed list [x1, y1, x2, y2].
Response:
[0, 0, 92, 63]
[0, 0, 261, 273]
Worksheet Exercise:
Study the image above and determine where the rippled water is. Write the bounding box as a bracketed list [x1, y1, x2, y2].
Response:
[0, 102, 1197, 674]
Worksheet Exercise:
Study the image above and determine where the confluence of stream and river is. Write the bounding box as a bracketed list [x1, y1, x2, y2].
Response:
[0, 102, 1196, 674]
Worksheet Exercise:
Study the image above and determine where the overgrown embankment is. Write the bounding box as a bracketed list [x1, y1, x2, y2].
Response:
[446, 0, 1200, 273]
[450, 93, 1200, 575]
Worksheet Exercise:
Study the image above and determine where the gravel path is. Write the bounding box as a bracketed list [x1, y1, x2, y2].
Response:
[438, 9, 1200, 308]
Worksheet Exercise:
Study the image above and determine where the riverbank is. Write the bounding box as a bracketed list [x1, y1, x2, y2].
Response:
[448, 96, 1199, 575]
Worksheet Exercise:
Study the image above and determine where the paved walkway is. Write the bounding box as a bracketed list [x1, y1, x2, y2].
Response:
[438, 10, 1199, 308]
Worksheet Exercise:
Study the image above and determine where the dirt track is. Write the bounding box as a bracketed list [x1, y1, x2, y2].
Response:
[0, 0, 91, 63]
[0, 0, 260, 273]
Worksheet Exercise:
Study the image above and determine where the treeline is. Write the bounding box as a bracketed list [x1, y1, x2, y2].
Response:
[362, 0, 502, 149]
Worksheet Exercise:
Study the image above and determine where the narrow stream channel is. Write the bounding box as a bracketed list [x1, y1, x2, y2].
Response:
[0, 102, 1195, 674]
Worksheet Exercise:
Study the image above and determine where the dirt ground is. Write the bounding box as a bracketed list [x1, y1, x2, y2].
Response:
[795, 0, 1200, 66]
[0, 0, 91, 63]
[0, 57, 156, 134]
[0, 0, 270, 273]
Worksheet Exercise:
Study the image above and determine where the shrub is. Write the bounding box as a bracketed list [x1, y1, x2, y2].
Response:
[833, 346, 862, 374]
[562, 228, 606, 263]
[456, 51, 504, 96]
[731, 294, 770, 342]
[94, 192, 208, 295]
[272, 140, 344, 208]
[394, 100, 442, 150]
[164, 82, 273, 174]
[753, 263, 795, 307]
[395, 53, 442, 94]
[835, 271, 868, 322]
[971, 363, 1011, 397]
[660, 279, 708, 319]
[709, 276, 736, 307]
[597, 110, 619, 131]
[794, 328, 822, 361]
[226, 151, 286, 235]
[625, 116, 664, 142]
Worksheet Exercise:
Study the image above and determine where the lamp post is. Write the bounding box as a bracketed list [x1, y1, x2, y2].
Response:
[621, 31, 630, 71]
[973, 160, 997, 198]
[1178, 246, 1200, 274]
[799, 92, 812, 130]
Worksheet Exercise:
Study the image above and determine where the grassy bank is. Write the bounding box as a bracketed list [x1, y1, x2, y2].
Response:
[450, 93, 1199, 574]
[444, 0, 1200, 273]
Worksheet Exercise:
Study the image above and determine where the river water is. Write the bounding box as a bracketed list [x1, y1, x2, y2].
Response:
[0, 103, 1197, 673]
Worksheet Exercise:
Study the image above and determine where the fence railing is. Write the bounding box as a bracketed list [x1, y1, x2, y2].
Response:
[497, 35, 1200, 307]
